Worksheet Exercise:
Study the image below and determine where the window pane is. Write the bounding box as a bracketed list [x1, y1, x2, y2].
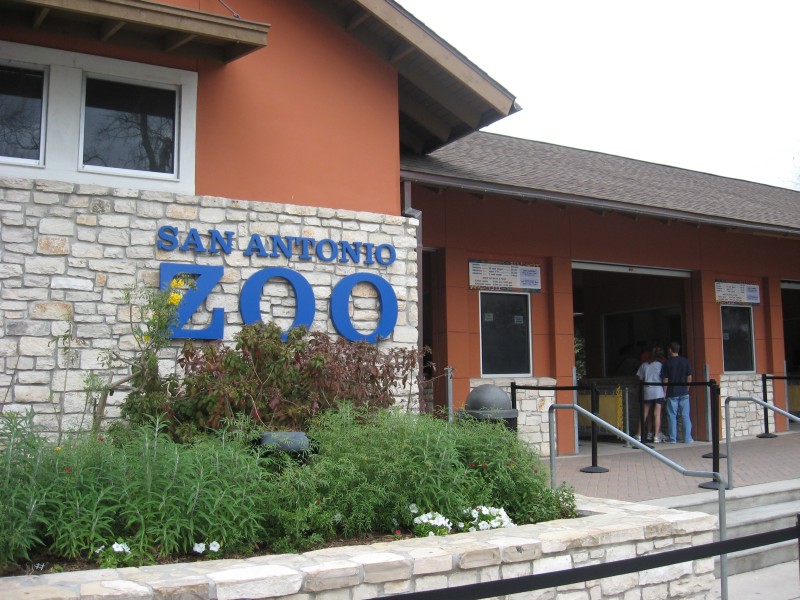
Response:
[721, 305, 755, 372]
[480, 292, 531, 375]
[0, 65, 44, 160]
[83, 78, 176, 173]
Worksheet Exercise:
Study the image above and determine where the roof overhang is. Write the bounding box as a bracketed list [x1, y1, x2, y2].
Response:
[305, 0, 519, 154]
[0, 0, 269, 62]
[401, 169, 800, 239]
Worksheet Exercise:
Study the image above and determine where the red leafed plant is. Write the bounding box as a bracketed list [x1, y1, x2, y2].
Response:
[121, 322, 420, 439]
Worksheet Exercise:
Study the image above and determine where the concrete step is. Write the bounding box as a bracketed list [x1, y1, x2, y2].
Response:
[642, 479, 800, 515]
[640, 480, 800, 577]
[718, 540, 799, 577]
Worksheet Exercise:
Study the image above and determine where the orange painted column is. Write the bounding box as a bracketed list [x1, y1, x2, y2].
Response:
[691, 270, 723, 442]
[763, 275, 788, 431]
[550, 256, 577, 455]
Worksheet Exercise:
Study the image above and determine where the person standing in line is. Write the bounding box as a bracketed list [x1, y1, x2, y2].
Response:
[636, 347, 666, 443]
[663, 341, 693, 444]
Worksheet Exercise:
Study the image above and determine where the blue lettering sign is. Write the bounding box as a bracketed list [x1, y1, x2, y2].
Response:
[330, 273, 398, 343]
[159, 263, 224, 339]
[239, 267, 316, 341]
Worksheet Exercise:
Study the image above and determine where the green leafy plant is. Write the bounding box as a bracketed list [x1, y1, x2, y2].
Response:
[0, 407, 576, 572]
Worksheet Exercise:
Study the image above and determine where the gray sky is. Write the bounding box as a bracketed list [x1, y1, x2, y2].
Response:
[397, 0, 800, 190]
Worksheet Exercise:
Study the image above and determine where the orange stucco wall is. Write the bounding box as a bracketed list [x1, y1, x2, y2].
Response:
[1, 0, 400, 213]
[413, 185, 800, 451]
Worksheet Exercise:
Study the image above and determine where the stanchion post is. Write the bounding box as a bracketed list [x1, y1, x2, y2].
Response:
[580, 384, 609, 474]
[757, 373, 777, 438]
[700, 381, 721, 489]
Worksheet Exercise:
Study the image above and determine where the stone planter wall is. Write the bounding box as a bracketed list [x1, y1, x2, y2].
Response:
[1, 496, 718, 599]
[0, 177, 420, 434]
[720, 374, 774, 438]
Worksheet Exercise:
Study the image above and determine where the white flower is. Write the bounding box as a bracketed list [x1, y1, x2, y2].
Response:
[209, 541, 221, 553]
[112, 542, 130, 554]
[409, 503, 419, 514]
[428, 531, 436, 537]
[95, 545, 105, 554]
[193, 542, 206, 554]
[334, 513, 343, 523]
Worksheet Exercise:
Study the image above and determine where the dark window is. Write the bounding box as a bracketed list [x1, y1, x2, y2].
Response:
[721, 305, 755, 372]
[0, 65, 44, 161]
[83, 78, 176, 174]
[480, 292, 531, 375]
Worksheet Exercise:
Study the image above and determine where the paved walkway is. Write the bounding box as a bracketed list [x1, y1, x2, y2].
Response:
[554, 430, 800, 502]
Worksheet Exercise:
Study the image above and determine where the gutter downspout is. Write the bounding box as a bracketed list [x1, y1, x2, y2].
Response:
[402, 179, 425, 411]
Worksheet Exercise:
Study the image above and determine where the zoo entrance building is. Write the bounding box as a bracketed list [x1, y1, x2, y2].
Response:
[1, 0, 800, 456]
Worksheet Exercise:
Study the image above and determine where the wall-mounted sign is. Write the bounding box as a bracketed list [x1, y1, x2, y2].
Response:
[156, 225, 399, 343]
[714, 280, 760, 305]
[469, 260, 541, 292]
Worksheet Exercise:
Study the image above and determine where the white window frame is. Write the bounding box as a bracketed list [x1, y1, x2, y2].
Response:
[479, 290, 533, 378]
[0, 41, 196, 194]
[0, 62, 48, 166]
[720, 304, 756, 374]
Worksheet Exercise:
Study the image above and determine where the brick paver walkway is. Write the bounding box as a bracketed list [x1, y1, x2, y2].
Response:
[554, 431, 800, 502]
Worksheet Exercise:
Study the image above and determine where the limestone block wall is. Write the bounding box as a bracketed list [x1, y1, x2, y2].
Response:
[720, 374, 774, 438]
[469, 377, 557, 457]
[1, 496, 718, 599]
[0, 177, 419, 433]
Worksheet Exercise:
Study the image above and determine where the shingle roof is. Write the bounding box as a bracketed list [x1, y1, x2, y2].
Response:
[400, 132, 800, 237]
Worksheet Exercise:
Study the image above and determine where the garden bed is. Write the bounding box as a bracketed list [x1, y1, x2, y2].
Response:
[1, 496, 718, 599]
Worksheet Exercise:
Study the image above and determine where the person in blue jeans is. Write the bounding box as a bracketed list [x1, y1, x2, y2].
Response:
[663, 341, 693, 443]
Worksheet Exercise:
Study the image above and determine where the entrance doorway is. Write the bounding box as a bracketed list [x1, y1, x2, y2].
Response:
[781, 282, 800, 416]
[572, 262, 699, 442]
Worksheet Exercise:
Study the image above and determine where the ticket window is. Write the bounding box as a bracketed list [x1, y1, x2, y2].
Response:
[721, 305, 755, 373]
[479, 292, 532, 377]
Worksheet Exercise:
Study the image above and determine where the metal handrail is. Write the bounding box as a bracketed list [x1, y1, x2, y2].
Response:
[723, 396, 800, 489]
[548, 403, 730, 599]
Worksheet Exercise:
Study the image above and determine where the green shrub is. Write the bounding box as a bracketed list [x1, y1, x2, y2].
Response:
[259, 406, 576, 551]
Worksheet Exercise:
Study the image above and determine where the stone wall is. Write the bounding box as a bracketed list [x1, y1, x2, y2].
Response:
[1, 495, 718, 599]
[0, 177, 419, 433]
[720, 374, 774, 438]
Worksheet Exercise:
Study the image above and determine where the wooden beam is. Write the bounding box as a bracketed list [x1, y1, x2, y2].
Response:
[100, 20, 125, 42]
[164, 32, 197, 53]
[32, 6, 48, 28]
[346, 10, 371, 31]
[389, 44, 415, 64]
[399, 95, 451, 142]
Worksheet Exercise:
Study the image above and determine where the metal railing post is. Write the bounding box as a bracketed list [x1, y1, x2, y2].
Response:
[700, 381, 721, 489]
[446, 367, 454, 423]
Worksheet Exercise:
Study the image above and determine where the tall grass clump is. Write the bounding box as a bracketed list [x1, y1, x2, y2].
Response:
[0, 413, 271, 572]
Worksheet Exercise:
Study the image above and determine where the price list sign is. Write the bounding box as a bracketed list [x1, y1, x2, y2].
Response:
[714, 281, 760, 304]
[469, 260, 541, 292]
